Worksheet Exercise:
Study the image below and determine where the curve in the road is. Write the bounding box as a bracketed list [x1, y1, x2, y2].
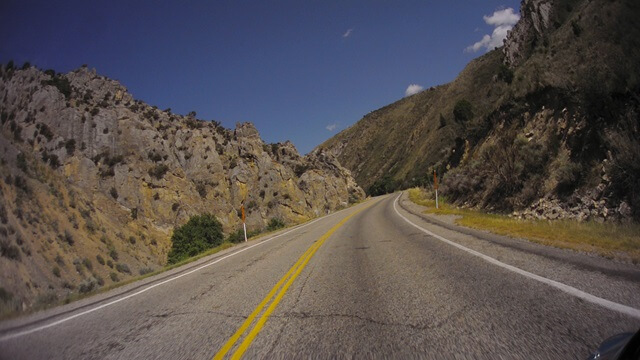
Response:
[392, 194, 640, 320]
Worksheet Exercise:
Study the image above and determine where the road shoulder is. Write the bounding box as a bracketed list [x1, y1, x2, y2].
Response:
[395, 191, 640, 310]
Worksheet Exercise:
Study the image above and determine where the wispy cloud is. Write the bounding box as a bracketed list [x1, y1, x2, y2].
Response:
[405, 84, 424, 97]
[466, 8, 520, 53]
[342, 28, 353, 38]
[326, 123, 338, 131]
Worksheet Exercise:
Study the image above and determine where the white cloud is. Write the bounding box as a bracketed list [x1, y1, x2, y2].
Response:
[405, 84, 424, 97]
[466, 8, 520, 53]
[483, 8, 520, 26]
[326, 123, 338, 131]
[342, 28, 353, 38]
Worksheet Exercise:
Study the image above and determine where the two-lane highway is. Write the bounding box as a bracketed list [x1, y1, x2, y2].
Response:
[1, 193, 639, 359]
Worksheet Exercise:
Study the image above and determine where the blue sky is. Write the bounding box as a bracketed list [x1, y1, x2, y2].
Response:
[0, 0, 520, 154]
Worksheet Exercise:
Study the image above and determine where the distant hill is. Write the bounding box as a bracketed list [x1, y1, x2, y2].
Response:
[0, 65, 363, 315]
[319, 0, 640, 222]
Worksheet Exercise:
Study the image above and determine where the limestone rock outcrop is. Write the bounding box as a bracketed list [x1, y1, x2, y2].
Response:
[0, 64, 364, 312]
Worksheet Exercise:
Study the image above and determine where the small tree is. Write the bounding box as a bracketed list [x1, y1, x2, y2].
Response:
[439, 114, 446, 128]
[167, 214, 223, 264]
[453, 99, 473, 123]
[226, 229, 245, 244]
[267, 218, 285, 231]
[65, 139, 76, 155]
[498, 64, 514, 84]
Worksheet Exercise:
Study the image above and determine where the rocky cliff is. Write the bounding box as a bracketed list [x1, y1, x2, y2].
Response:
[319, 0, 640, 222]
[503, 0, 553, 66]
[0, 65, 364, 314]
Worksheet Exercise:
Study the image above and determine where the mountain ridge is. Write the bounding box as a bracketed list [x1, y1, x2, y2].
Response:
[319, 0, 640, 222]
[0, 64, 364, 314]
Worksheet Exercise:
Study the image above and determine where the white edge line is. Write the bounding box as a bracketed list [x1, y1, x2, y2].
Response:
[0, 210, 341, 341]
[393, 193, 640, 320]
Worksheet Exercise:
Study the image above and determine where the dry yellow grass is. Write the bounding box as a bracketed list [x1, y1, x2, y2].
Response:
[407, 188, 640, 263]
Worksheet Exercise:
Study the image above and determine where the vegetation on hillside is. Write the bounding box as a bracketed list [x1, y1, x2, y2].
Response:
[321, 0, 640, 221]
[167, 214, 224, 264]
[408, 188, 640, 263]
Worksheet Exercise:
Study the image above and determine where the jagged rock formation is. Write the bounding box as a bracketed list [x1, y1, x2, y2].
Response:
[0, 65, 364, 314]
[503, 0, 553, 66]
[319, 0, 640, 222]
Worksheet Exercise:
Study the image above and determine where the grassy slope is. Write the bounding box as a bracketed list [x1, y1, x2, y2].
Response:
[320, 49, 508, 191]
[408, 188, 640, 263]
[319, 0, 640, 203]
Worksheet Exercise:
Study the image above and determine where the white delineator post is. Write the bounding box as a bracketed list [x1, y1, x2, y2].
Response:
[241, 205, 247, 242]
[434, 170, 439, 209]
[243, 222, 247, 242]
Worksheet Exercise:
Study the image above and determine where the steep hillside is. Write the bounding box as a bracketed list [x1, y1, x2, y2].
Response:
[320, 0, 640, 222]
[0, 65, 364, 314]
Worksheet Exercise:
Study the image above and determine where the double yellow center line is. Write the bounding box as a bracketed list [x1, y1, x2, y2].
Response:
[213, 200, 375, 359]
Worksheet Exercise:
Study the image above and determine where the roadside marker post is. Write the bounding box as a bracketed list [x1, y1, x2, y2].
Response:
[434, 170, 439, 209]
[241, 205, 247, 242]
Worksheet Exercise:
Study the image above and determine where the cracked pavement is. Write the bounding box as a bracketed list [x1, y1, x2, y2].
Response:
[1, 194, 639, 359]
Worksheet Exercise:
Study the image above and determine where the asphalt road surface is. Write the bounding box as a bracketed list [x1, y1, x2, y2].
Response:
[1, 193, 639, 359]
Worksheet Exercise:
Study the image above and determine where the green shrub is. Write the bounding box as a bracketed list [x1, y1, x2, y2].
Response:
[498, 64, 514, 84]
[109, 187, 118, 199]
[368, 176, 397, 196]
[109, 248, 118, 260]
[0, 287, 13, 303]
[607, 120, 640, 220]
[167, 213, 223, 264]
[16, 153, 28, 173]
[52, 266, 61, 277]
[226, 229, 245, 243]
[109, 272, 119, 282]
[552, 156, 582, 193]
[64, 139, 76, 155]
[439, 114, 447, 128]
[44, 152, 61, 169]
[571, 20, 582, 36]
[0, 241, 21, 261]
[196, 182, 207, 198]
[63, 230, 74, 245]
[115, 263, 131, 274]
[139, 267, 154, 275]
[453, 99, 473, 122]
[96, 254, 105, 265]
[42, 76, 71, 99]
[148, 151, 163, 163]
[294, 164, 309, 177]
[37, 123, 54, 140]
[78, 277, 97, 293]
[73, 259, 83, 274]
[148, 164, 169, 179]
[85, 219, 97, 234]
[267, 218, 285, 231]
